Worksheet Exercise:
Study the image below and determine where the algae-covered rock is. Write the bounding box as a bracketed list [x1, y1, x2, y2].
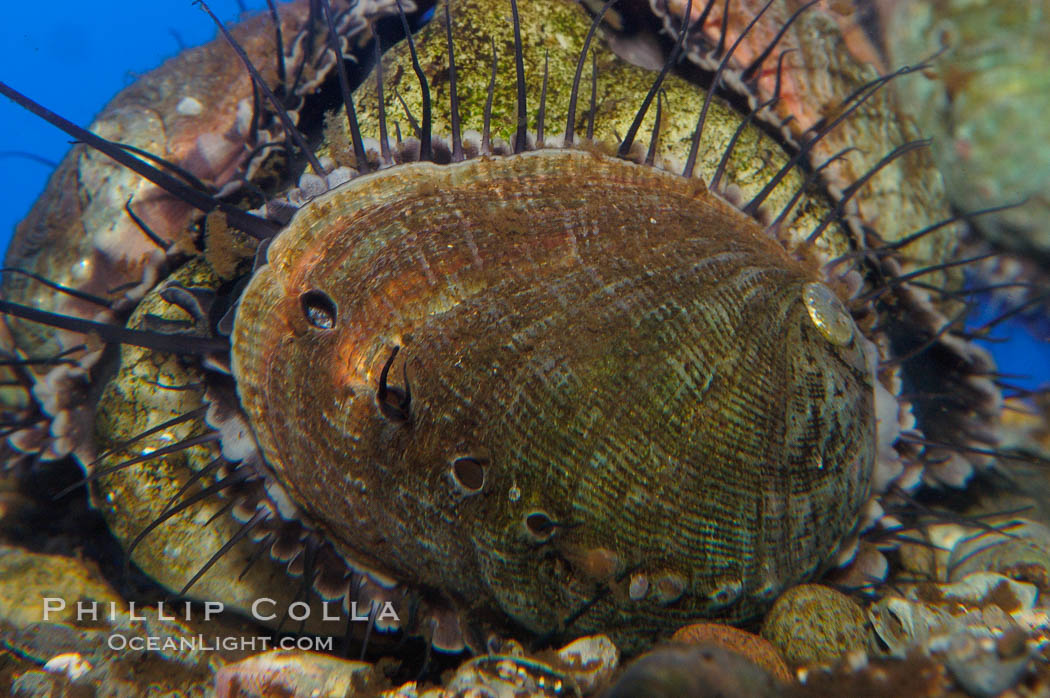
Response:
[0, 545, 124, 630]
[760, 583, 869, 667]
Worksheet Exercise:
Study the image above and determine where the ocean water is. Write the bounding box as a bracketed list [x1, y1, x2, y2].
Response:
[0, 0, 258, 249]
[1, 0, 1047, 388]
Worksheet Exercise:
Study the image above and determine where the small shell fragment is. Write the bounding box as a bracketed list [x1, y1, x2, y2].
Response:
[444, 655, 580, 698]
[42, 653, 92, 681]
[556, 635, 619, 693]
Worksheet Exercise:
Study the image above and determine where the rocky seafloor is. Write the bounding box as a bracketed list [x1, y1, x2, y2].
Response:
[10, 478, 1050, 697]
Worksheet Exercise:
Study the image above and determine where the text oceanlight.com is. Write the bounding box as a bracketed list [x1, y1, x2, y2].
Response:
[106, 634, 336, 652]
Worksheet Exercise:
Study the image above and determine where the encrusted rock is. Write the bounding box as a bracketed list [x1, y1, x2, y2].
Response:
[213, 650, 376, 698]
[0, 544, 123, 630]
[883, 0, 1050, 261]
[0, 545, 266, 695]
[443, 655, 580, 698]
[672, 622, 791, 683]
[760, 584, 869, 667]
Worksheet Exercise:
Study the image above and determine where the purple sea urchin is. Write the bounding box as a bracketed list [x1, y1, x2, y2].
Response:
[0, 0, 1018, 664]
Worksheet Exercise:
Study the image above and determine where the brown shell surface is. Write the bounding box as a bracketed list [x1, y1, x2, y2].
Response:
[232, 149, 876, 639]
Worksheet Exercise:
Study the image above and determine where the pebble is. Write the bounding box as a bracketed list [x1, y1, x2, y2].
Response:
[671, 622, 791, 682]
[605, 644, 780, 698]
[555, 634, 619, 693]
[760, 584, 869, 667]
[213, 650, 375, 698]
[941, 631, 1031, 698]
[0, 545, 124, 629]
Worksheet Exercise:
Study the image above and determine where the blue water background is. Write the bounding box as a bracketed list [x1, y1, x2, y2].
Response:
[1, 1, 1047, 389]
[0, 0, 259, 247]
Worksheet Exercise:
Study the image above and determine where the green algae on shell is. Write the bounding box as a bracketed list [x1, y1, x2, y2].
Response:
[232, 147, 876, 643]
[334, 0, 852, 262]
[92, 258, 318, 621]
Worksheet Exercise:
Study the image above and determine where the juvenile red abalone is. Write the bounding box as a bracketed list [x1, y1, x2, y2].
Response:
[232, 148, 876, 642]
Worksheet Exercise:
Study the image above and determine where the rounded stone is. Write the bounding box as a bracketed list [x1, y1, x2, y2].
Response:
[606, 644, 780, 698]
[760, 584, 869, 667]
[0, 545, 124, 629]
[671, 622, 792, 683]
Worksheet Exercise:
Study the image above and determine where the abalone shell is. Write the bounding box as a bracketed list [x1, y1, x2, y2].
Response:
[232, 148, 875, 641]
